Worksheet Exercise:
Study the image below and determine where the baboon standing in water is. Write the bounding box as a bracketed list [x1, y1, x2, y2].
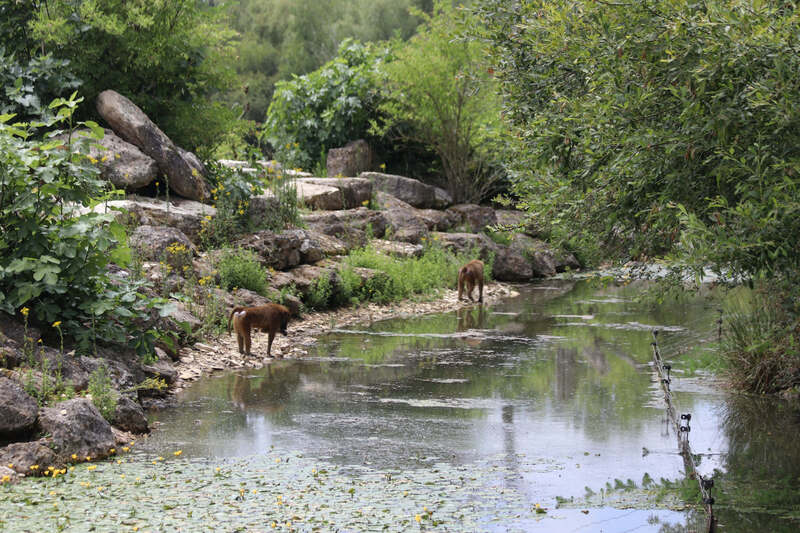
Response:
[457, 259, 484, 303]
[227, 303, 291, 358]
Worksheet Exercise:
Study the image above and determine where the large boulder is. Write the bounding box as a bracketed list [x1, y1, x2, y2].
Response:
[91, 196, 216, 243]
[492, 247, 534, 281]
[0, 440, 58, 475]
[326, 139, 372, 177]
[430, 232, 499, 261]
[415, 208, 460, 232]
[303, 208, 389, 245]
[96, 90, 209, 202]
[360, 172, 448, 209]
[374, 191, 412, 210]
[0, 377, 38, 439]
[236, 229, 328, 270]
[38, 398, 115, 461]
[296, 177, 372, 210]
[112, 395, 149, 434]
[509, 234, 580, 276]
[446, 204, 498, 233]
[67, 129, 158, 191]
[129, 225, 195, 263]
[383, 208, 429, 244]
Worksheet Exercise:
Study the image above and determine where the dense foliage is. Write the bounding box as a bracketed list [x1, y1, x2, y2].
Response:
[0, 97, 170, 357]
[378, 1, 504, 202]
[227, 0, 432, 121]
[474, 0, 800, 274]
[264, 40, 389, 170]
[475, 0, 800, 392]
[2, 0, 239, 153]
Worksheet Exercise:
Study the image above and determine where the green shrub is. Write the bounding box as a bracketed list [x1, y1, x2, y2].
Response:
[87, 365, 118, 422]
[721, 287, 800, 394]
[0, 95, 173, 358]
[217, 249, 269, 296]
[264, 39, 389, 170]
[305, 272, 335, 310]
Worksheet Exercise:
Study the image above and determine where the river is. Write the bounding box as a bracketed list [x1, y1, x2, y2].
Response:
[2, 279, 799, 532]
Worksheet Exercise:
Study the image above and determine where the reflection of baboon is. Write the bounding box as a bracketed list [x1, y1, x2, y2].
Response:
[456, 306, 487, 332]
[458, 260, 484, 303]
[227, 304, 291, 358]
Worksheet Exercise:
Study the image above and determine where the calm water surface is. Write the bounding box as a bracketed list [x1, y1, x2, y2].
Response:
[145, 280, 800, 532]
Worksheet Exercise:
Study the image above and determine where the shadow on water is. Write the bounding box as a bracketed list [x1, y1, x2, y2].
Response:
[143, 279, 800, 532]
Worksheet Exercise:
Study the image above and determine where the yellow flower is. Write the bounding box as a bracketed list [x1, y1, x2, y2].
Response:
[380, 163, 386, 170]
[20, 307, 29, 317]
[89, 156, 98, 164]
[109, 448, 116, 454]
[87, 465, 97, 471]
[173, 450, 182, 456]
[85, 456, 91, 461]
[415, 514, 421, 523]
[30, 465, 39, 470]
[1, 475, 10, 483]
[6, 464, 12, 468]
[122, 447, 129, 452]
[52, 321, 61, 327]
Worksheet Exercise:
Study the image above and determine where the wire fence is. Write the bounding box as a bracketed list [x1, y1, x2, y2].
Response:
[651, 329, 717, 533]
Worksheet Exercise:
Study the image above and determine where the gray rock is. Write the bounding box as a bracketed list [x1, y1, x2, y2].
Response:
[433, 186, 453, 209]
[0, 377, 38, 438]
[415, 208, 460, 232]
[370, 239, 424, 259]
[39, 398, 115, 461]
[112, 395, 149, 434]
[360, 172, 442, 209]
[89, 196, 216, 243]
[129, 225, 195, 262]
[142, 354, 177, 385]
[0, 440, 59, 475]
[492, 247, 534, 281]
[303, 208, 389, 246]
[508, 234, 581, 277]
[431, 232, 499, 262]
[297, 177, 372, 210]
[374, 191, 412, 210]
[446, 204, 498, 233]
[66, 129, 158, 190]
[326, 139, 372, 177]
[96, 90, 209, 201]
[383, 208, 429, 244]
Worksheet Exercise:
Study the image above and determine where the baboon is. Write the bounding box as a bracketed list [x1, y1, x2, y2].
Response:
[457, 259, 484, 303]
[227, 303, 291, 358]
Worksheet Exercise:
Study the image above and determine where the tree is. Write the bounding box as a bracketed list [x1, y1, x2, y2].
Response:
[25, 0, 239, 153]
[264, 40, 389, 170]
[228, 0, 432, 121]
[474, 0, 800, 277]
[377, 1, 504, 203]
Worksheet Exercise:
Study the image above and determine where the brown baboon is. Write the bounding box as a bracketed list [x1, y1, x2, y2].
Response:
[457, 259, 484, 303]
[227, 304, 291, 358]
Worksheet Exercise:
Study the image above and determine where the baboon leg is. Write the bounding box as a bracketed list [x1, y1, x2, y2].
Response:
[267, 330, 276, 358]
[237, 333, 244, 354]
[244, 328, 252, 356]
[467, 280, 475, 302]
[457, 277, 464, 301]
[478, 279, 484, 303]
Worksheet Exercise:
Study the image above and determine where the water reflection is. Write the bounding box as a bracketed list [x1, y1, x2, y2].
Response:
[146, 279, 800, 531]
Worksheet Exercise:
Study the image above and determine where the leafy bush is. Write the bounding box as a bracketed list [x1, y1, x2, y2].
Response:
[376, 1, 505, 203]
[216, 249, 269, 296]
[475, 0, 800, 272]
[25, 0, 238, 152]
[722, 287, 800, 394]
[0, 47, 81, 121]
[264, 39, 389, 170]
[0, 94, 172, 357]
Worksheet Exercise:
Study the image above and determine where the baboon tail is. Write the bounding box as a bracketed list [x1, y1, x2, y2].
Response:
[227, 307, 244, 335]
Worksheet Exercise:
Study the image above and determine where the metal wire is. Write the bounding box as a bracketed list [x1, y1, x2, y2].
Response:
[651, 330, 716, 533]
